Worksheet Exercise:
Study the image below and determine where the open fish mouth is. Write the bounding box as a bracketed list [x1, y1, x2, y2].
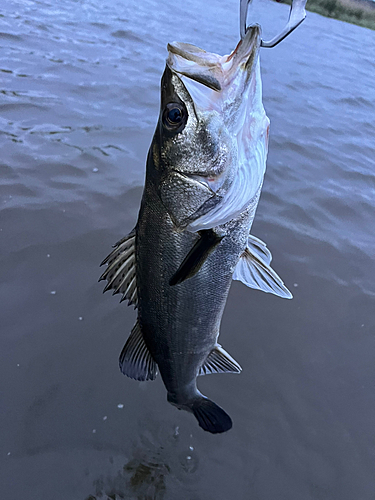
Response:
[167, 25, 261, 97]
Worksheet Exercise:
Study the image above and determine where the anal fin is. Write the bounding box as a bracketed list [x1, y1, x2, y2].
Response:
[119, 321, 158, 381]
[199, 345, 242, 376]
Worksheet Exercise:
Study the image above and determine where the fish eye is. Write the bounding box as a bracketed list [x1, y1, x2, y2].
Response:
[162, 103, 186, 131]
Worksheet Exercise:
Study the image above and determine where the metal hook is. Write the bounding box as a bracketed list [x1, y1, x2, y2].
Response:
[240, 0, 307, 47]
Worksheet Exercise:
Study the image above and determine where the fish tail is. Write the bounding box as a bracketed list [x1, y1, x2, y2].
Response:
[190, 397, 232, 434]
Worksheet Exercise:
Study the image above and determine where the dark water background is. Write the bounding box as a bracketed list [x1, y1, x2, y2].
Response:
[1, 0, 375, 498]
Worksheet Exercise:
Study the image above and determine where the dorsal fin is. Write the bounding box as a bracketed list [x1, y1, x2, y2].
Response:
[119, 321, 158, 381]
[199, 345, 242, 376]
[99, 229, 138, 307]
[233, 244, 292, 299]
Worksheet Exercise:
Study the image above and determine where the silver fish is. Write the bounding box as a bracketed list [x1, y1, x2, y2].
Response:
[101, 6, 306, 433]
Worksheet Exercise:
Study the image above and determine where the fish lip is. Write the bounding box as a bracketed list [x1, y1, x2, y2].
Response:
[167, 42, 209, 64]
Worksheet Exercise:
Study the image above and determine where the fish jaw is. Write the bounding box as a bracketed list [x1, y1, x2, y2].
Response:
[156, 25, 270, 231]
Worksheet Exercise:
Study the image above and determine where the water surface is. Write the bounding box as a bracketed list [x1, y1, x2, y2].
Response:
[1, 0, 375, 499]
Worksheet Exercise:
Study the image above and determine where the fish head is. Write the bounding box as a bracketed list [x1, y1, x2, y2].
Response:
[154, 25, 270, 230]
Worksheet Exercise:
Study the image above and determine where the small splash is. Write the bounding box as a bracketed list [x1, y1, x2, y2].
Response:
[103, 416, 107, 421]
[117, 404, 124, 409]
[293, 283, 298, 287]
[178, 449, 198, 473]
[50, 290, 56, 295]
[47, 254, 50, 258]
[92, 167, 99, 173]
[78, 316, 83, 321]
[92, 429, 96, 434]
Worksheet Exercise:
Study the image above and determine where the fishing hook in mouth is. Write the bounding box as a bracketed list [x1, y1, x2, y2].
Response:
[240, 0, 307, 47]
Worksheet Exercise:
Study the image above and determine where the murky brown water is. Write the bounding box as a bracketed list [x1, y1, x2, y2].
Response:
[1, 0, 375, 499]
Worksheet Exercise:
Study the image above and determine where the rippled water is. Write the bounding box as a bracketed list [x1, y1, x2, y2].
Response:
[1, 0, 375, 498]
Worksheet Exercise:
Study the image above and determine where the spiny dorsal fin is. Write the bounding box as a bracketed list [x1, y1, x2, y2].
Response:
[247, 234, 272, 265]
[99, 229, 138, 307]
[119, 321, 158, 381]
[199, 345, 242, 376]
[233, 245, 293, 299]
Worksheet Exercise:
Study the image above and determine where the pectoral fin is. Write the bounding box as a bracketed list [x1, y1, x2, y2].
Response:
[199, 345, 242, 376]
[99, 229, 138, 307]
[247, 234, 272, 265]
[233, 241, 292, 299]
[169, 229, 224, 286]
[119, 321, 158, 381]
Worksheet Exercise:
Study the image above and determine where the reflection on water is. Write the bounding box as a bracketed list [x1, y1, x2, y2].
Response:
[87, 424, 199, 500]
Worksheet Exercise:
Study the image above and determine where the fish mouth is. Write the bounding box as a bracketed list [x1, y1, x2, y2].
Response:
[167, 25, 261, 93]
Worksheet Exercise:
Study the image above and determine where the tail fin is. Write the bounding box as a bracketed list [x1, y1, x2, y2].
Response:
[191, 398, 232, 434]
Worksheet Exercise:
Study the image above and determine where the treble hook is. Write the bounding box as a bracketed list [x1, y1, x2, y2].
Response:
[240, 0, 307, 47]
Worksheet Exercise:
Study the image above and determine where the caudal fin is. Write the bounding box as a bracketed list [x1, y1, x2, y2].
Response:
[191, 398, 232, 434]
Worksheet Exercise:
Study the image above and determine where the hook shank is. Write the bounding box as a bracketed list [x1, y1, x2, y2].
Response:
[240, 0, 307, 48]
